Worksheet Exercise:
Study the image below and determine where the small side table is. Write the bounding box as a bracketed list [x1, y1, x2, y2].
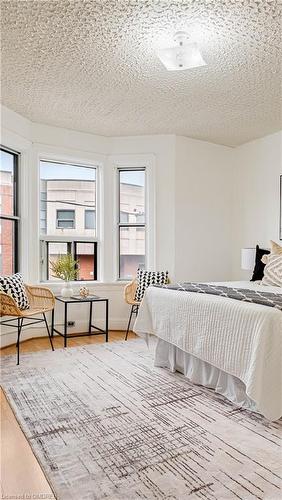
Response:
[51, 295, 109, 347]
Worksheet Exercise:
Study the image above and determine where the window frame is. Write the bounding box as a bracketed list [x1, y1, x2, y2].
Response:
[45, 240, 98, 281]
[117, 167, 146, 280]
[56, 209, 76, 229]
[46, 240, 71, 281]
[74, 241, 97, 281]
[39, 158, 98, 282]
[0, 146, 20, 274]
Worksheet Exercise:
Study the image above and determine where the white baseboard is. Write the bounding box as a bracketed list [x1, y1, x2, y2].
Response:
[0, 318, 129, 348]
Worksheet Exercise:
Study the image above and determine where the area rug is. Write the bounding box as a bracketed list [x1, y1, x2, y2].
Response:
[1, 339, 281, 500]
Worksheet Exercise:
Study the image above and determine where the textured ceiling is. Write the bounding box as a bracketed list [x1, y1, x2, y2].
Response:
[1, 0, 281, 146]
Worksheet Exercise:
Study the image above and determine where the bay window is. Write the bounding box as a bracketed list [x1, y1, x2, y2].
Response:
[118, 168, 146, 279]
[0, 148, 19, 275]
[40, 160, 97, 281]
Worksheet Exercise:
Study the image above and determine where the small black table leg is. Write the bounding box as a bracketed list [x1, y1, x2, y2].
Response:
[51, 308, 54, 337]
[105, 299, 109, 342]
[88, 301, 93, 335]
[16, 317, 23, 365]
[64, 302, 68, 348]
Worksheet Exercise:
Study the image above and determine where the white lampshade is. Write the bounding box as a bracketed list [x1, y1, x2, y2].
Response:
[241, 248, 256, 271]
[157, 42, 206, 71]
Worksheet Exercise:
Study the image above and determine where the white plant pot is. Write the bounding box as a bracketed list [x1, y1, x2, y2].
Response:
[61, 281, 74, 298]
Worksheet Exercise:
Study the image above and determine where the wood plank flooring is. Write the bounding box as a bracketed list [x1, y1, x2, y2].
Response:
[0, 330, 136, 499]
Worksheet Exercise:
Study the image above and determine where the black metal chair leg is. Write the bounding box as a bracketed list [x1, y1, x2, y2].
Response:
[43, 312, 55, 351]
[16, 318, 23, 365]
[125, 306, 134, 341]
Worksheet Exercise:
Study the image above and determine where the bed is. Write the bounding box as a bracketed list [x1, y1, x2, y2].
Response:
[133, 281, 282, 421]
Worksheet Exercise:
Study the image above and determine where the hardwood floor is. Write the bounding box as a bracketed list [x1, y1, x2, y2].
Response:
[0, 330, 136, 498]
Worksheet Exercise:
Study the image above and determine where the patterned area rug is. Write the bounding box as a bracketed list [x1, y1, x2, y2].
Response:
[1, 339, 282, 500]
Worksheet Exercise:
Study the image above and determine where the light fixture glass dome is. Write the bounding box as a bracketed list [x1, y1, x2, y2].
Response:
[156, 31, 206, 71]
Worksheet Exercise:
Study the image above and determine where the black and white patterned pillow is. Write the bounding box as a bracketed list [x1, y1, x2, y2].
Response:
[0, 273, 30, 310]
[135, 270, 169, 302]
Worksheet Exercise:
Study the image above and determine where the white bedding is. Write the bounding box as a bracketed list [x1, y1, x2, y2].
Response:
[134, 281, 282, 420]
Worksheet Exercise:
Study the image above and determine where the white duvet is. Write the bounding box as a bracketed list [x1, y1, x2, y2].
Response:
[134, 281, 282, 420]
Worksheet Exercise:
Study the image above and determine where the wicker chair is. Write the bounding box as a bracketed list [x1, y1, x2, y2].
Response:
[0, 285, 55, 365]
[124, 274, 170, 341]
[124, 279, 140, 341]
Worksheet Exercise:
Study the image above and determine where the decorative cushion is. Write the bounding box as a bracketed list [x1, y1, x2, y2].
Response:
[0, 273, 30, 310]
[261, 254, 282, 287]
[135, 270, 169, 302]
[250, 245, 270, 281]
[270, 240, 282, 255]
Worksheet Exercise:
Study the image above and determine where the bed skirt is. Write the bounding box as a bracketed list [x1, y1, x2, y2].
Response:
[154, 338, 258, 414]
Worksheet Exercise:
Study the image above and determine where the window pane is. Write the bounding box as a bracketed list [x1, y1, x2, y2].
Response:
[0, 150, 15, 217]
[40, 161, 96, 238]
[57, 220, 75, 229]
[119, 170, 145, 224]
[56, 209, 75, 229]
[120, 211, 129, 223]
[40, 192, 47, 232]
[0, 218, 15, 275]
[57, 210, 75, 220]
[85, 210, 95, 230]
[119, 226, 145, 279]
[76, 242, 96, 281]
[48, 242, 68, 281]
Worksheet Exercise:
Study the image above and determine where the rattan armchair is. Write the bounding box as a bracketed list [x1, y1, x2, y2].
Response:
[124, 274, 170, 341]
[0, 285, 55, 364]
[124, 279, 140, 341]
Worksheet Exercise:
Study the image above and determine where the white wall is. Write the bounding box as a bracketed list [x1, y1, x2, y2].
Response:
[1, 104, 281, 347]
[232, 131, 282, 279]
[175, 136, 234, 281]
[0, 106, 176, 345]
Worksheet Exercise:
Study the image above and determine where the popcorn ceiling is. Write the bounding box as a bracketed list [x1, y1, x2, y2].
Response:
[1, 0, 281, 146]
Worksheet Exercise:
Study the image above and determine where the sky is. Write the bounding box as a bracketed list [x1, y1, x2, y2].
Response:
[0, 150, 14, 172]
[40, 161, 96, 180]
[0, 155, 145, 187]
[41, 161, 145, 186]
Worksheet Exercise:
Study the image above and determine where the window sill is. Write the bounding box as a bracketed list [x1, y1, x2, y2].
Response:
[39, 281, 129, 288]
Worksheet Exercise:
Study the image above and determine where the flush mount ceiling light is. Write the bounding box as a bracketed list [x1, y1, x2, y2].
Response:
[156, 31, 206, 71]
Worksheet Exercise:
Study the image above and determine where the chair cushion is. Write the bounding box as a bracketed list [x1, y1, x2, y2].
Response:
[0, 273, 30, 310]
[135, 270, 169, 302]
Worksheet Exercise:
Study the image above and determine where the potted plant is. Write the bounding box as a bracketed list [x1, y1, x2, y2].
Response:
[50, 254, 78, 297]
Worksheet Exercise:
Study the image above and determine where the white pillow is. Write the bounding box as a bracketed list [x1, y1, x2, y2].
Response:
[261, 254, 282, 287]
